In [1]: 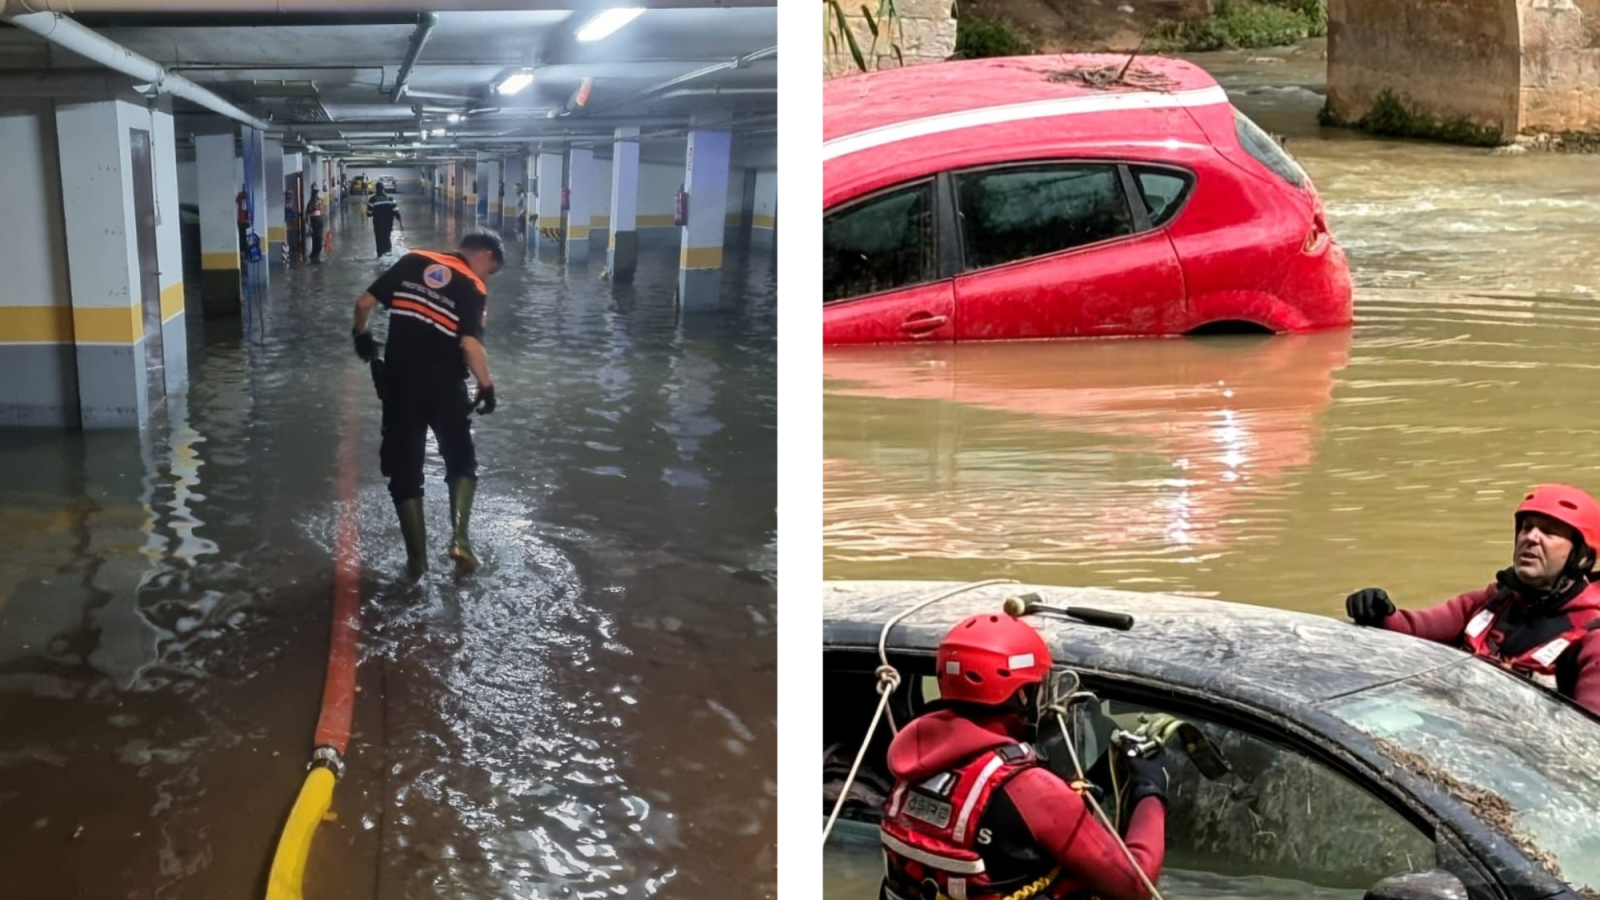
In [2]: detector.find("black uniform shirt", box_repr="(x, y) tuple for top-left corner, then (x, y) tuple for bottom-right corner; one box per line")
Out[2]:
(366, 251), (487, 378)
(368, 193), (402, 230)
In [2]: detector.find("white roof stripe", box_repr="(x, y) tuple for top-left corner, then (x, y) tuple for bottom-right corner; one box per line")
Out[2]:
(823, 85), (1229, 162)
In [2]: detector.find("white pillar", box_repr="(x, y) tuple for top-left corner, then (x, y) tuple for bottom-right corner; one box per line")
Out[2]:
(242, 124), (269, 297)
(535, 150), (564, 253)
(522, 152), (536, 249)
(607, 126), (640, 282)
(196, 131), (240, 317)
(678, 119), (732, 311)
(566, 147), (593, 263)
(263, 137), (284, 266)
(54, 99), (149, 427)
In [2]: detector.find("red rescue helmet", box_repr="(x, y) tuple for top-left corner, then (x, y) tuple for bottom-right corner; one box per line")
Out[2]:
(1515, 484), (1600, 553)
(936, 612), (1052, 707)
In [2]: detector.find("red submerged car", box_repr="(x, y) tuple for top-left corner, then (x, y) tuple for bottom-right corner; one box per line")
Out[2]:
(823, 55), (1352, 344)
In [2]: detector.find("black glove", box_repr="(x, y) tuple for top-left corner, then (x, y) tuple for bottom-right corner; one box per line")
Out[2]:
(353, 329), (376, 362)
(1120, 748), (1169, 811)
(474, 383), (496, 415)
(1346, 587), (1396, 625)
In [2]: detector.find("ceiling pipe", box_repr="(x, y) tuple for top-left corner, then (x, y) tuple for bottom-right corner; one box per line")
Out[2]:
(3, 11), (275, 131)
(0, 69), (145, 95)
(567, 44), (775, 117)
(389, 11), (437, 103)
(656, 87), (775, 99)
(3, 0), (773, 11)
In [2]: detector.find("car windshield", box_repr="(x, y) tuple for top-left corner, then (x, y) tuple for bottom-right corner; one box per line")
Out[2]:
(1324, 659), (1600, 892)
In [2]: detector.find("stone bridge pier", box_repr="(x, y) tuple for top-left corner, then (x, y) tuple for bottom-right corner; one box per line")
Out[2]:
(1328, 0), (1600, 144)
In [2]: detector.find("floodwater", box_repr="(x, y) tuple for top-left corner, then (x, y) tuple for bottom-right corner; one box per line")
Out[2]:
(0, 194), (776, 898)
(823, 47), (1600, 896)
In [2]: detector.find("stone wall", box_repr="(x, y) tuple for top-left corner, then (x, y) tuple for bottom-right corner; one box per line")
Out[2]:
(1326, 0), (1524, 141)
(1519, 0), (1600, 134)
(1328, 0), (1600, 142)
(823, 0), (958, 79)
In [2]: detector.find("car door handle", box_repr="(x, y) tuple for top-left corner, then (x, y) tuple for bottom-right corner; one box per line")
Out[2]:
(900, 313), (948, 334)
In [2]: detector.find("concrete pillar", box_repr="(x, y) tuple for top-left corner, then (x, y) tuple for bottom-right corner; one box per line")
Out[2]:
(196, 132), (240, 317)
(535, 151), (564, 253)
(493, 156), (508, 230)
(678, 119), (732, 311)
(52, 99), (175, 428)
(566, 147), (593, 263)
(522, 153), (536, 249)
(474, 152), (490, 220)
(753, 169), (777, 249)
(242, 124), (269, 299)
(607, 126), (640, 282)
(264, 137), (284, 266)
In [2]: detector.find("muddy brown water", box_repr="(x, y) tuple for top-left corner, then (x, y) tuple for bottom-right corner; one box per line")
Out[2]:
(823, 49), (1600, 896)
(0, 195), (775, 898)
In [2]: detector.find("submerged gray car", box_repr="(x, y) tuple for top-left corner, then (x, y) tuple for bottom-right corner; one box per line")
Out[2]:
(823, 581), (1600, 900)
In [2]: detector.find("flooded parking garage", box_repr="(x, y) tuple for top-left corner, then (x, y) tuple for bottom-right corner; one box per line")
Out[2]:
(0, 192), (776, 896)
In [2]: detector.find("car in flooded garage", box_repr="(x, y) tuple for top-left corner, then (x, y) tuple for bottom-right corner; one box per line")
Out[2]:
(823, 581), (1600, 900)
(822, 55), (1353, 345)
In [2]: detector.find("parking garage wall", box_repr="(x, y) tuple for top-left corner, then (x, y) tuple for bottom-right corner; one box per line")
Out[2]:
(351, 166), (424, 191)
(0, 99), (77, 427)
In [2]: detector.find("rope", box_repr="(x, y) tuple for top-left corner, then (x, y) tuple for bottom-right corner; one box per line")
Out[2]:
(821, 579), (1017, 847)
(1049, 707), (1164, 900)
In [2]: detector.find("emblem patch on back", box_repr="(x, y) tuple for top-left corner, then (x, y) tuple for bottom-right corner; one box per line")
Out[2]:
(423, 264), (452, 289)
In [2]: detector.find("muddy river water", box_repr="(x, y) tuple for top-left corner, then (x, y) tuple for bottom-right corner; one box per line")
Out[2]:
(823, 47), (1600, 896)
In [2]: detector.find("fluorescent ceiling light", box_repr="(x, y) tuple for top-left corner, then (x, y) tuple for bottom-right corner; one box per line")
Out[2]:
(447, 113), (463, 123)
(431, 128), (445, 137)
(495, 70), (534, 95)
(575, 8), (644, 42)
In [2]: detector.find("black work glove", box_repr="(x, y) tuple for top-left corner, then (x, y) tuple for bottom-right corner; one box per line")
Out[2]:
(1346, 587), (1396, 625)
(1120, 748), (1169, 811)
(474, 383), (497, 415)
(353, 329), (376, 362)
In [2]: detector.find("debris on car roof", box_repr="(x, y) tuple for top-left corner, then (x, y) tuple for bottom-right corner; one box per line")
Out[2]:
(1040, 60), (1181, 92)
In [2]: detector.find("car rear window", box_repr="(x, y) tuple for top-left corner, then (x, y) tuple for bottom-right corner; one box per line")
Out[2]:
(955, 164), (1134, 271)
(1233, 109), (1308, 189)
(1132, 167), (1193, 228)
(823, 180), (938, 304)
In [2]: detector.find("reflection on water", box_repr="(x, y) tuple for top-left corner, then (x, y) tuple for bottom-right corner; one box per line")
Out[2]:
(0, 196), (775, 898)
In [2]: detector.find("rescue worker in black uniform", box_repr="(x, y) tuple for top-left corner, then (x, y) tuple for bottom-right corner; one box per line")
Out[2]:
(350, 230), (505, 578)
(368, 184), (403, 258)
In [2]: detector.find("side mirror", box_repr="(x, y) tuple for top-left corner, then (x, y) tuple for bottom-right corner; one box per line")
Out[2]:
(1364, 870), (1469, 900)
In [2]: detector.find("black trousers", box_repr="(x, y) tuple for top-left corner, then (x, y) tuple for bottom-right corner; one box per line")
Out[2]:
(374, 225), (393, 256)
(238, 222), (248, 254)
(378, 366), (477, 503)
(309, 218), (325, 259)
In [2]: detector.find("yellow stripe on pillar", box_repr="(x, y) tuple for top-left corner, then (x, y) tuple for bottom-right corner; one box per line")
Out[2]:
(74, 305), (143, 344)
(637, 214), (675, 228)
(680, 245), (724, 270)
(569, 225), (592, 240)
(268, 226), (286, 241)
(593, 215), (611, 228)
(201, 251), (240, 270)
(538, 215), (562, 229)
(160, 282), (185, 322)
(0, 306), (73, 343)
(753, 214), (776, 229)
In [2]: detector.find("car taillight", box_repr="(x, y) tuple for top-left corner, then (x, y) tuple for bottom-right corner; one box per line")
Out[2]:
(1303, 211), (1330, 253)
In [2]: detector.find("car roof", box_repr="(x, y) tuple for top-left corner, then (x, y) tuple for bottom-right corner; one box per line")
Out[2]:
(824, 54), (1221, 143)
(823, 55), (1228, 207)
(823, 580), (1475, 707)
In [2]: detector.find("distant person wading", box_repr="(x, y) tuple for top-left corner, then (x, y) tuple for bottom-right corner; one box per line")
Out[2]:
(368, 184), (402, 258)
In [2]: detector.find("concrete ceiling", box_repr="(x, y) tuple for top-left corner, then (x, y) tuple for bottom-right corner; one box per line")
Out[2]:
(0, 6), (776, 157)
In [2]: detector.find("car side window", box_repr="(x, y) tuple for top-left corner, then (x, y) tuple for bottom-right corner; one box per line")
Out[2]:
(1062, 697), (1436, 893)
(823, 181), (937, 305)
(954, 164), (1134, 271)
(1133, 167), (1193, 228)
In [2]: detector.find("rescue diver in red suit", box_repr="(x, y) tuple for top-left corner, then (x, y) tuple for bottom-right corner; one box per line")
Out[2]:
(1347, 484), (1600, 715)
(880, 612), (1167, 900)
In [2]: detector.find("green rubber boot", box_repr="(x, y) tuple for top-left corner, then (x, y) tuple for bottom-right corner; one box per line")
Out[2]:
(395, 497), (428, 580)
(447, 476), (480, 573)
